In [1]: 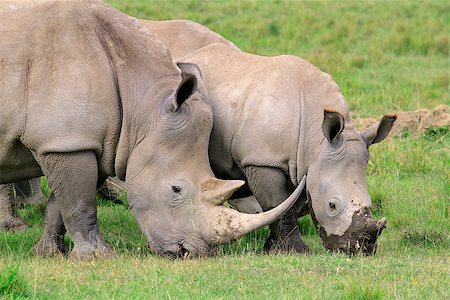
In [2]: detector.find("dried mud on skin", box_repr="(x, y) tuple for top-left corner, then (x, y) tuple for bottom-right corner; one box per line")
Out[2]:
(354, 104), (450, 137)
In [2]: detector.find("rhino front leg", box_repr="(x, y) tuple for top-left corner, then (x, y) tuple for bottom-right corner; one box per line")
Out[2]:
(33, 193), (67, 256)
(35, 151), (113, 259)
(0, 183), (28, 231)
(243, 166), (309, 254)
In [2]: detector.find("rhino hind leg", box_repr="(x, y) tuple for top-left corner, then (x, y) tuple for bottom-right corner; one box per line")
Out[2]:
(33, 193), (68, 256)
(0, 183), (28, 231)
(36, 151), (113, 259)
(243, 166), (309, 254)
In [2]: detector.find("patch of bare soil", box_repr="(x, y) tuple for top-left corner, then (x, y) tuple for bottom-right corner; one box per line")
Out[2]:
(354, 104), (450, 137)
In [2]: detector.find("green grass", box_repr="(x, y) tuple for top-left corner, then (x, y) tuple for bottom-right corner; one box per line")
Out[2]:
(1, 0), (449, 299)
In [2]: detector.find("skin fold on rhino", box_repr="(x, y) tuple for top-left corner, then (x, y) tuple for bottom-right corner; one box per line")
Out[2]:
(0, 1), (299, 259)
(135, 21), (396, 256)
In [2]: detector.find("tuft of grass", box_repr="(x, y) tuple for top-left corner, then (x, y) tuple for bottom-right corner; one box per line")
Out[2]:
(0, 265), (30, 298)
(423, 125), (449, 143)
(343, 283), (384, 300)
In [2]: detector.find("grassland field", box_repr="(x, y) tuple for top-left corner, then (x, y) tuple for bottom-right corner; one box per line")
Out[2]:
(1, 0), (449, 299)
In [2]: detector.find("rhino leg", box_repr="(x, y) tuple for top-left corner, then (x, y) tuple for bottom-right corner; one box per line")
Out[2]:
(35, 151), (113, 259)
(34, 177), (113, 257)
(0, 183), (28, 231)
(14, 178), (44, 205)
(97, 177), (126, 203)
(243, 166), (309, 254)
(33, 192), (68, 256)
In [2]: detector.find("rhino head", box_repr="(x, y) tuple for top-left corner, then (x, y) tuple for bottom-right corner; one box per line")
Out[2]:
(307, 111), (396, 255)
(124, 63), (301, 258)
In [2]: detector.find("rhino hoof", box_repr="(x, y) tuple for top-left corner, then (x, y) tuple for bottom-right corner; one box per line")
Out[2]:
(33, 235), (68, 257)
(0, 216), (28, 232)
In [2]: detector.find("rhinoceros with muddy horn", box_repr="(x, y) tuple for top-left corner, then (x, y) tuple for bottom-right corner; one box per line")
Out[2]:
(0, 1), (301, 259)
(134, 20), (396, 256)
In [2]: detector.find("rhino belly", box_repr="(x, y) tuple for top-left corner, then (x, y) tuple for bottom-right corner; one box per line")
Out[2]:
(0, 139), (42, 184)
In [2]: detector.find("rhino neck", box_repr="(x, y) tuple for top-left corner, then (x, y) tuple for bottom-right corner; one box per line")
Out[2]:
(114, 81), (178, 180)
(91, 2), (180, 180)
(296, 70), (352, 183)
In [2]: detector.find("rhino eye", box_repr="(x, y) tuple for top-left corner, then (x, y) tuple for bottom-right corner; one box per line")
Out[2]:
(329, 202), (336, 210)
(172, 186), (182, 193)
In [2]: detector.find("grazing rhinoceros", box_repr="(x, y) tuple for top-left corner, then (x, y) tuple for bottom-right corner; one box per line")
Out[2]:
(137, 19), (396, 255)
(0, 19), (248, 232)
(0, 1), (301, 259)
(180, 44), (395, 255)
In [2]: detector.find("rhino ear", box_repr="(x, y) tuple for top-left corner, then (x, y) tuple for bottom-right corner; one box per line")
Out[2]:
(322, 110), (344, 143)
(173, 63), (201, 111)
(362, 114), (397, 146)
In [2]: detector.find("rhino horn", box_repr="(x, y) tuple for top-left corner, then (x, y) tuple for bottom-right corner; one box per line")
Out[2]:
(201, 178), (245, 205)
(203, 176), (306, 244)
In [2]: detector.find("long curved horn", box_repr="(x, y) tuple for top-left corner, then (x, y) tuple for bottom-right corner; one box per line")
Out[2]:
(203, 176), (306, 244)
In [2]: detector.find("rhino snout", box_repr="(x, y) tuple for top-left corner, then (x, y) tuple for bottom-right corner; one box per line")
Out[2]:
(317, 211), (387, 256)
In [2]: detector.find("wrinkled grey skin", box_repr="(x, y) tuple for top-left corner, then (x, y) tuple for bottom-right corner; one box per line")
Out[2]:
(179, 44), (395, 255)
(0, 1), (300, 259)
(138, 20), (396, 255)
(0, 179), (43, 231)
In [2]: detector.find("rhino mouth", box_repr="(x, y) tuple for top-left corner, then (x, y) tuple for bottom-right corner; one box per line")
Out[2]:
(314, 210), (387, 256)
(147, 241), (216, 259)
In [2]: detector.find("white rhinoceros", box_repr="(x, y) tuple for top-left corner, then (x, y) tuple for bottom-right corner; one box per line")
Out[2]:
(0, 1), (301, 259)
(138, 20), (396, 255)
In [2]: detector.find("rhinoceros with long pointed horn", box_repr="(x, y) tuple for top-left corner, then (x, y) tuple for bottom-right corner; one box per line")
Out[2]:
(0, 1), (299, 259)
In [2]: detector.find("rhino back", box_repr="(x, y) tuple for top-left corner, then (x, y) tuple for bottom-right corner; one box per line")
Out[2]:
(140, 19), (239, 60)
(0, 1), (122, 179)
(0, 1), (180, 181)
(182, 44), (351, 183)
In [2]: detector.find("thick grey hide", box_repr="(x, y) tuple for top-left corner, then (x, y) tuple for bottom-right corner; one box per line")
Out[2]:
(0, 2), (298, 259)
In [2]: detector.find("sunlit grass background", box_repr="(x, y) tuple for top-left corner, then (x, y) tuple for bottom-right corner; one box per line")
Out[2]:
(1, 0), (448, 298)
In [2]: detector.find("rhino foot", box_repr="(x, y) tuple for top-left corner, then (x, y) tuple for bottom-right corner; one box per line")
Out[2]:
(33, 234), (68, 257)
(0, 216), (28, 232)
(264, 215), (309, 254)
